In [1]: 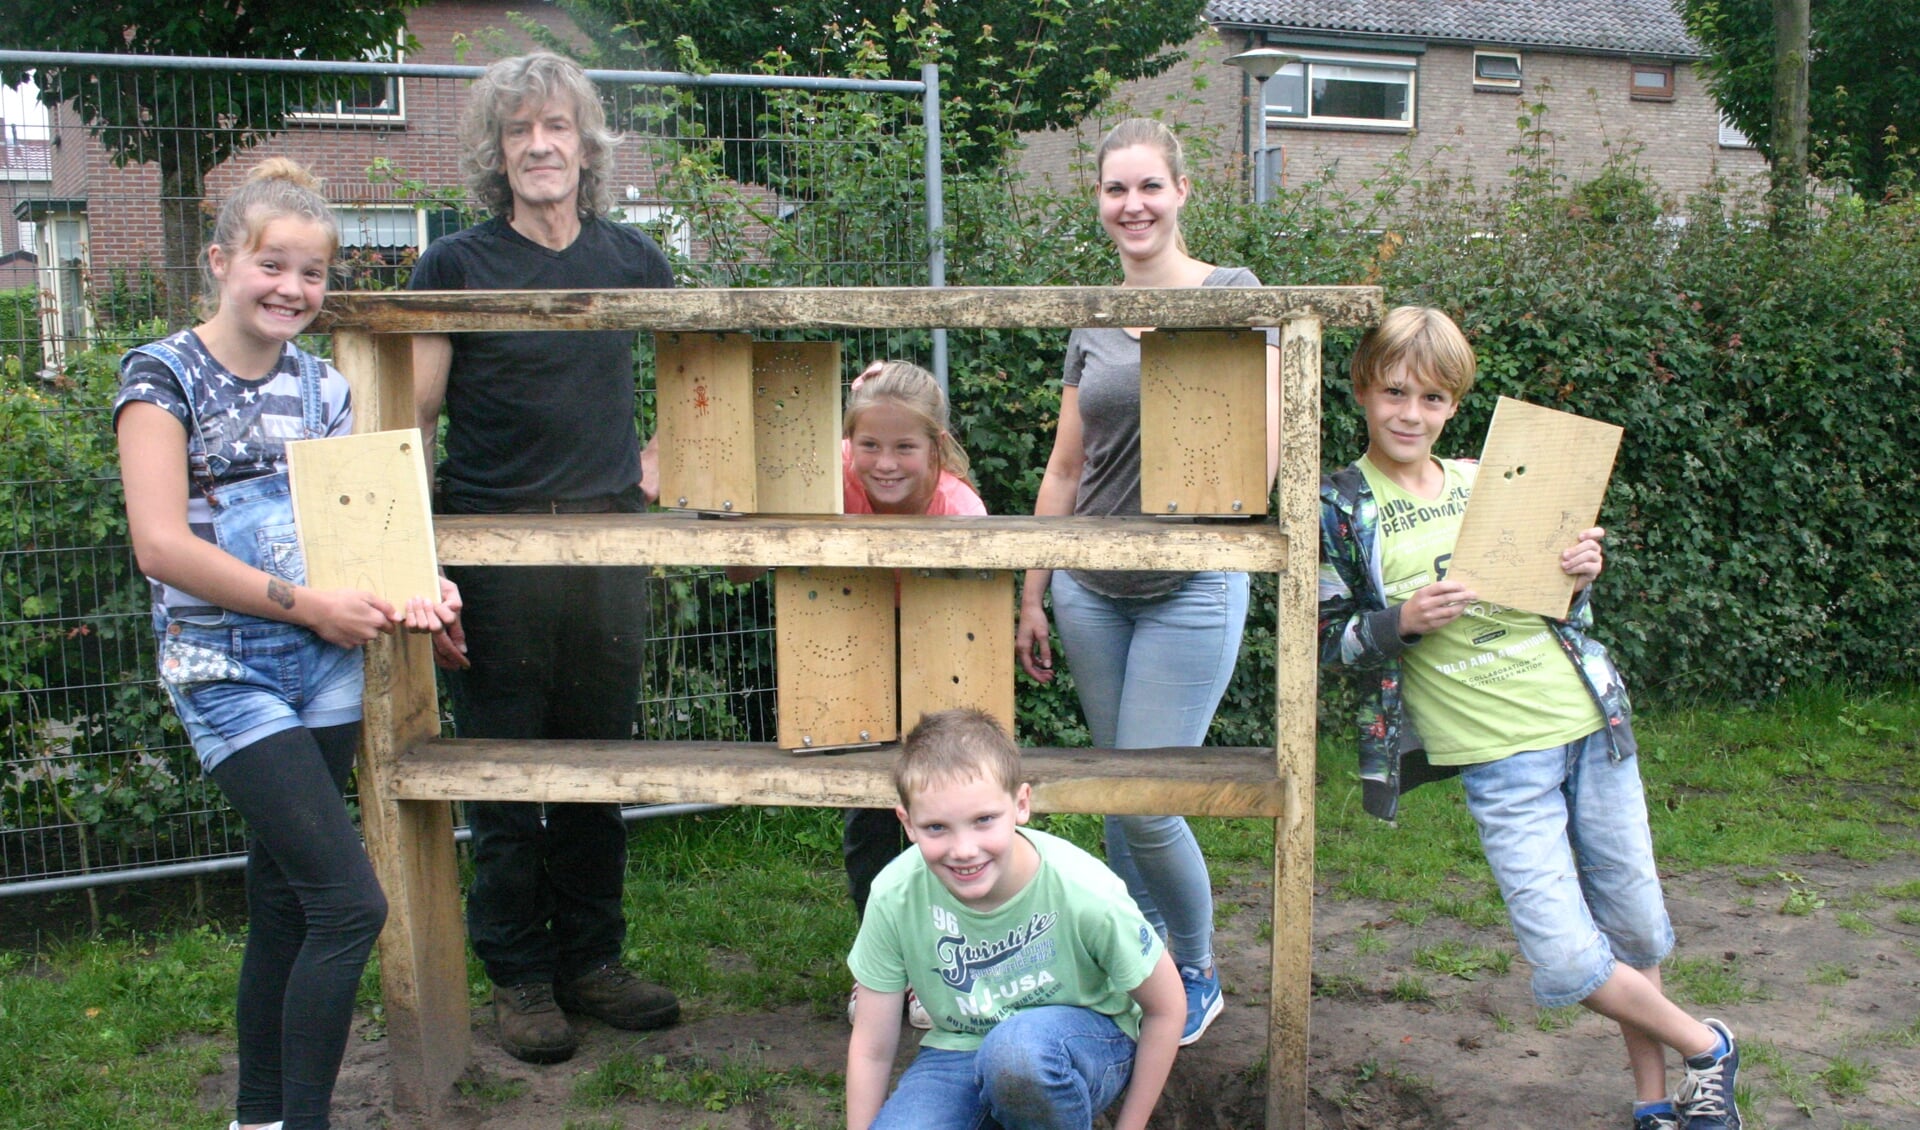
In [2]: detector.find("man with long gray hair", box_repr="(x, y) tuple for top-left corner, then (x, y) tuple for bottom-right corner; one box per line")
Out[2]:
(410, 50), (678, 1065)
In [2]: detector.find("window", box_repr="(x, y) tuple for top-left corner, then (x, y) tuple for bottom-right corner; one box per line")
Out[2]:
(336, 206), (423, 288)
(1473, 51), (1522, 92)
(290, 48), (406, 123)
(1718, 114), (1756, 149)
(29, 209), (89, 369)
(1630, 62), (1675, 101)
(1265, 54), (1416, 129)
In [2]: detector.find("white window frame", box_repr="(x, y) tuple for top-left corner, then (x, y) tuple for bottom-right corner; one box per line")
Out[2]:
(1718, 114), (1756, 149)
(1264, 51), (1417, 130)
(1473, 50), (1522, 92)
(289, 48), (407, 124)
(33, 211), (90, 370)
(335, 205), (426, 253)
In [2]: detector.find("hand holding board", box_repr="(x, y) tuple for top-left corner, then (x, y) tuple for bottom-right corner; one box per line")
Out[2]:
(288, 428), (442, 608)
(1448, 398), (1621, 619)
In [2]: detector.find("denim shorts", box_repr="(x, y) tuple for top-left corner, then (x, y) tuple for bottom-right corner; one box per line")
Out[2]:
(158, 618), (364, 774)
(1459, 727), (1674, 1008)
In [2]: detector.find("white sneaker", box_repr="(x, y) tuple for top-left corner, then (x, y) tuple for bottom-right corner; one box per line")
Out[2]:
(846, 986), (934, 1030)
(229, 1122), (284, 1130)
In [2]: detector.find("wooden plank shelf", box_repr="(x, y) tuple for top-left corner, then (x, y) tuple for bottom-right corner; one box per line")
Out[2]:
(387, 739), (1297, 821)
(324, 284), (1383, 334)
(434, 512), (1288, 572)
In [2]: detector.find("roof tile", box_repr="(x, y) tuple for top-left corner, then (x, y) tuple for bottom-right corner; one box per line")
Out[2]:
(1206, 0), (1700, 58)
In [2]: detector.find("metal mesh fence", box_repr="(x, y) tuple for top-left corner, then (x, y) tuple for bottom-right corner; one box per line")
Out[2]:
(0, 53), (937, 892)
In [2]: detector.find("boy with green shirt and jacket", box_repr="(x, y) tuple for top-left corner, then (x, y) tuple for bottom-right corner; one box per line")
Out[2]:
(1318, 306), (1744, 1130)
(845, 708), (1183, 1130)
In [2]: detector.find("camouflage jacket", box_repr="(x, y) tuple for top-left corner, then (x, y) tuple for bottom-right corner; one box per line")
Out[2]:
(1317, 461), (1637, 822)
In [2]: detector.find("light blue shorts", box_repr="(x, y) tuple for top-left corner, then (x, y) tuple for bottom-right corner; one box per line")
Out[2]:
(1459, 727), (1674, 1008)
(158, 618), (363, 773)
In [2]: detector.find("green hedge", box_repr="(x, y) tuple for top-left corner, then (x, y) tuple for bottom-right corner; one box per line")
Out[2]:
(11, 98), (1915, 778)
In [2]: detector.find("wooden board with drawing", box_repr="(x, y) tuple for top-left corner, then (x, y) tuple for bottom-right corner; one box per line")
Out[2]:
(1447, 397), (1622, 619)
(288, 427), (441, 610)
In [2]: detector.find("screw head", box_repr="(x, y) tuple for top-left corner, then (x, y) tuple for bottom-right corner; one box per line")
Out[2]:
(722, 500), (734, 511)
(675, 496), (688, 507)
(1166, 501), (1180, 513)
(1231, 499), (1244, 512)
(859, 730), (871, 742)
(802, 735), (813, 747)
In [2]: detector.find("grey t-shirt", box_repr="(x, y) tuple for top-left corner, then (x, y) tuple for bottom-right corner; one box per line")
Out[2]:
(1062, 266), (1269, 598)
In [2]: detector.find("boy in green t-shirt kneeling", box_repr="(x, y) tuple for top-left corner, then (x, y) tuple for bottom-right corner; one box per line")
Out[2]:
(845, 709), (1183, 1130)
(1319, 306), (1744, 1130)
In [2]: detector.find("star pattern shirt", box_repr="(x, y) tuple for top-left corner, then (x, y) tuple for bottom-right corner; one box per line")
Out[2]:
(114, 329), (352, 619)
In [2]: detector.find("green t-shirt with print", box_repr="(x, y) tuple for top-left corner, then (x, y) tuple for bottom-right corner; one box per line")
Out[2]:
(847, 827), (1164, 1052)
(1358, 456), (1602, 765)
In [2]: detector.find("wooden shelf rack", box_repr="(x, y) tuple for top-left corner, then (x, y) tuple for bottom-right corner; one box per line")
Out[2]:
(325, 283), (1381, 1129)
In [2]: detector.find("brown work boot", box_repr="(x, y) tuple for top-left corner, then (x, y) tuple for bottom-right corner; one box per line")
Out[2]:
(556, 961), (681, 1030)
(492, 981), (578, 1064)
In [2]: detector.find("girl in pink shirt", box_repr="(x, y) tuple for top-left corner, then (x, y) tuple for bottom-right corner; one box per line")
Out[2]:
(841, 360), (986, 517)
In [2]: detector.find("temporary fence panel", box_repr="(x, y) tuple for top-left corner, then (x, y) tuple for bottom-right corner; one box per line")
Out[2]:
(0, 48), (938, 893)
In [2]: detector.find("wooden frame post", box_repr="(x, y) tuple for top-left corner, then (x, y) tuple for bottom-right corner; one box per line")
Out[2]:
(332, 330), (470, 1115)
(1267, 316), (1322, 1130)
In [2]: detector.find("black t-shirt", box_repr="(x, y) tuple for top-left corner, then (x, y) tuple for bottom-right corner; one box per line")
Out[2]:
(407, 215), (674, 508)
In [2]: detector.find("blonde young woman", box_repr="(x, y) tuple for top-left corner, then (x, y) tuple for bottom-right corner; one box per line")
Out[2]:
(1016, 118), (1280, 1047)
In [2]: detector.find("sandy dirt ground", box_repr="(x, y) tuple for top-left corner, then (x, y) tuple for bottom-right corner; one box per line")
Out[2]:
(206, 851), (1920, 1129)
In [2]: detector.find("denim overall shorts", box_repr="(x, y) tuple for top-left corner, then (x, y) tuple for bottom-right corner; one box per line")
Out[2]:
(132, 341), (365, 773)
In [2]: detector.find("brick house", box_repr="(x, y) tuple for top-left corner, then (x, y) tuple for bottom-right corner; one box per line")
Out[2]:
(0, 123), (49, 293)
(1017, 0), (1770, 206)
(11, 0), (694, 368)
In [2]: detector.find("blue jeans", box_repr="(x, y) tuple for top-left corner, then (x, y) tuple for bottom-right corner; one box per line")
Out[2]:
(872, 1006), (1136, 1130)
(447, 562), (648, 986)
(1459, 728), (1675, 1008)
(1048, 570), (1249, 970)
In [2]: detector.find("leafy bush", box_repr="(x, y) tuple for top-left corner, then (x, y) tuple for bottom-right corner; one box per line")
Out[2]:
(1, 342), (212, 880)
(0, 287), (45, 378)
(942, 96), (1918, 739)
(18, 69), (1918, 877)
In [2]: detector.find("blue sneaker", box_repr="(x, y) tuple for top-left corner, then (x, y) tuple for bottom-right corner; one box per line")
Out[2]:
(1177, 963), (1223, 1046)
(1676, 1018), (1741, 1130)
(1633, 1103), (1680, 1130)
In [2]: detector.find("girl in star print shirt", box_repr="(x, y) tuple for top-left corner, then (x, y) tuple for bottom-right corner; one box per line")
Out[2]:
(114, 158), (459, 1130)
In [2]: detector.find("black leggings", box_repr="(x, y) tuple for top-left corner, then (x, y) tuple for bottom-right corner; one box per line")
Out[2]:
(210, 724), (387, 1130)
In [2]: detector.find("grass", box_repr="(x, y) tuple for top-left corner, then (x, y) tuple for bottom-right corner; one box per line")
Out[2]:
(1817, 1055), (1879, 1099)
(1808, 962), (1858, 987)
(1412, 941), (1511, 981)
(0, 685), (1915, 1127)
(0, 927), (244, 1129)
(573, 1048), (837, 1119)
(1311, 683), (1920, 931)
(1663, 956), (1768, 1008)
(1743, 1041), (1819, 1118)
